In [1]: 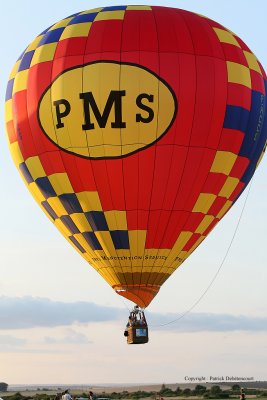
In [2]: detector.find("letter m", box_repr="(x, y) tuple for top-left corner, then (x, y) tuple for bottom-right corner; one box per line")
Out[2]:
(80, 90), (126, 130)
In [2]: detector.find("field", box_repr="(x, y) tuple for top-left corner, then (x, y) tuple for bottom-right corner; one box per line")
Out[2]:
(1, 382), (266, 400)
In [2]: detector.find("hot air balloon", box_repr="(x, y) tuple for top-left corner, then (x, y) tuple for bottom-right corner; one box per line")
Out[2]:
(5, 5), (267, 343)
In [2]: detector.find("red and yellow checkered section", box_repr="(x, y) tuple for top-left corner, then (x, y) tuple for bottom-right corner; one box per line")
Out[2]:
(5, 6), (267, 307)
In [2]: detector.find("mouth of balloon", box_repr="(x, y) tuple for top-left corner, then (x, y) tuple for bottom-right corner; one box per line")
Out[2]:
(114, 284), (160, 308)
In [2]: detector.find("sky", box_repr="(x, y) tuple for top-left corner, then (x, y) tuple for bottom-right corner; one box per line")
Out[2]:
(0, 0), (267, 386)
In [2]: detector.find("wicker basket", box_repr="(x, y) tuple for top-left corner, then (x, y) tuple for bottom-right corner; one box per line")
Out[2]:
(127, 325), (149, 344)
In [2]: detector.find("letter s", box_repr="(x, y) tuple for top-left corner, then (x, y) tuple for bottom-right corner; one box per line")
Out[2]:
(136, 93), (154, 123)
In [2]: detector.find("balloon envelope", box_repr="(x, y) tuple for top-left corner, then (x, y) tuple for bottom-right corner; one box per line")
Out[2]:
(5, 6), (267, 307)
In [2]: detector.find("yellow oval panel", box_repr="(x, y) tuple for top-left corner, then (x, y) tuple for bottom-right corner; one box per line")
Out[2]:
(38, 61), (177, 159)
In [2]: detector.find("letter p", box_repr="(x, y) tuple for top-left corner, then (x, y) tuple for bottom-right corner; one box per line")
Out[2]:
(53, 99), (71, 129)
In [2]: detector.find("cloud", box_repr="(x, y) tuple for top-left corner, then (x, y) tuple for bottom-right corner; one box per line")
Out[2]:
(0, 334), (27, 352)
(149, 313), (267, 332)
(44, 329), (92, 345)
(0, 296), (121, 329)
(0, 296), (267, 333)
(0, 334), (27, 346)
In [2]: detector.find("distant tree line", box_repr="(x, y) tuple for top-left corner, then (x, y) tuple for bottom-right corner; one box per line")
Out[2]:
(154, 384), (267, 399)
(0, 383), (8, 392)
(108, 384), (267, 399)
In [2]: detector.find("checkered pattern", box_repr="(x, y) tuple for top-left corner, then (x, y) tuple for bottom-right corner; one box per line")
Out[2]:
(5, 6), (267, 307)
(19, 161), (131, 253)
(161, 24), (267, 273)
(6, 5), (152, 102)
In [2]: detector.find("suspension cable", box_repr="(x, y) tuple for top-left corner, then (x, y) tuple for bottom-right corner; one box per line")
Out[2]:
(151, 177), (254, 328)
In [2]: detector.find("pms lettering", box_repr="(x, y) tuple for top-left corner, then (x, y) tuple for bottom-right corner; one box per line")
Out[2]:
(53, 90), (154, 130)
